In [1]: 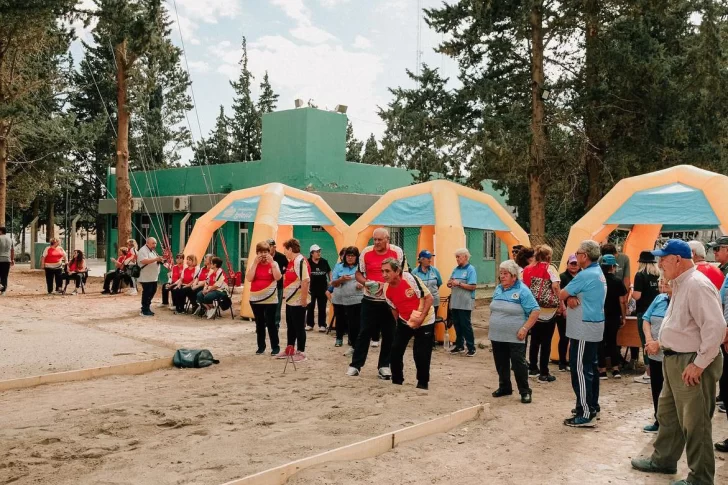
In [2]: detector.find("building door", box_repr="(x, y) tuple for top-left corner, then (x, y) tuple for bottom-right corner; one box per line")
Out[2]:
(239, 223), (250, 271)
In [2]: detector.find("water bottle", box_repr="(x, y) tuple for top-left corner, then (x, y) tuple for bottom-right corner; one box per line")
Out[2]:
(443, 327), (450, 350)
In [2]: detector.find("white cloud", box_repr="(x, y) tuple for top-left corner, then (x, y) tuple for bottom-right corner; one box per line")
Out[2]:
(187, 60), (211, 73)
(352, 35), (371, 50)
(210, 35), (386, 140)
(319, 0), (351, 6)
(170, 0), (241, 24)
(270, 0), (337, 44)
(291, 25), (337, 44)
(269, 0), (310, 23)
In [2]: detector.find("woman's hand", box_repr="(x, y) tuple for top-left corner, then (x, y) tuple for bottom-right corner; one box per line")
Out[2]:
(566, 296), (580, 309)
(516, 327), (528, 341)
(645, 341), (660, 356)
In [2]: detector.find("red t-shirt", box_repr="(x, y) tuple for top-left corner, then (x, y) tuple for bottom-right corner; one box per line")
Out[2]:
(359, 244), (406, 301)
(171, 264), (183, 282)
(384, 273), (435, 325)
(283, 254), (311, 306)
(696, 261), (724, 289)
(44, 247), (64, 265)
(181, 267), (196, 284)
(250, 262), (278, 304)
(207, 268), (227, 286)
(68, 260), (85, 272)
(196, 267), (210, 283)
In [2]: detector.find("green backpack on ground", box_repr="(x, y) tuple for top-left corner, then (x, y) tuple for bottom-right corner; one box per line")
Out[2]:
(173, 349), (220, 368)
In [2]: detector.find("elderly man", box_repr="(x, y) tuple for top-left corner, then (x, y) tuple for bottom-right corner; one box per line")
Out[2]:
(708, 236), (728, 415)
(137, 237), (164, 317)
(717, 273), (728, 453)
(631, 239), (726, 485)
(559, 240), (606, 428)
(267, 239), (289, 329)
(687, 240), (723, 289)
(347, 228), (407, 379)
(707, 236), (728, 276)
(447, 248), (478, 357)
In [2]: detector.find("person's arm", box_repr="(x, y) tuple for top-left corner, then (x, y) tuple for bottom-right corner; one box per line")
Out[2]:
(10, 246), (14, 266)
(355, 269), (367, 286)
(687, 283), (727, 371)
(299, 259), (310, 307)
(434, 268), (442, 287)
(139, 249), (162, 266)
(409, 293), (434, 328)
(271, 257), (282, 281)
(245, 257), (259, 283)
(517, 309), (540, 341)
(453, 266), (477, 291)
(40, 247), (48, 269)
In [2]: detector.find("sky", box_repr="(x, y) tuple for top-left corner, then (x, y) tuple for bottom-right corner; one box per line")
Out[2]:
(73, 0), (461, 163)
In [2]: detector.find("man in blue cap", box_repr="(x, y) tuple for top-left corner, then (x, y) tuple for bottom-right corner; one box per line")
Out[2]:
(631, 239), (727, 485)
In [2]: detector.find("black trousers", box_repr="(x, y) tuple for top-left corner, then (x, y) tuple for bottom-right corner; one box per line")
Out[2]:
(0, 261), (10, 291)
(350, 299), (395, 371)
(162, 283), (172, 305)
(190, 287), (203, 308)
(140, 281), (157, 313)
(719, 346), (728, 402)
(598, 317), (621, 369)
(252, 303), (279, 352)
(649, 358), (665, 423)
(492, 340), (531, 395)
(63, 273), (83, 289)
(555, 314), (568, 365)
(44, 267), (63, 293)
(335, 303), (361, 346)
(306, 293), (328, 328)
(570, 338), (600, 419)
(391, 320), (434, 386)
(171, 286), (190, 312)
(528, 318), (556, 376)
(286, 305), (307, 352)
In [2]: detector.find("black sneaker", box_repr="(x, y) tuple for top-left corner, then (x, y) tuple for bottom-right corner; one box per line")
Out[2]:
(450, 347), (465, 354)
(255, 348), (265, 355)
(466, 349), (476, 357)
(558, 363), (570, 372)
(101, 290), (111, 295)
(416, 382), (429, 390)
(528, 369), (539, 377)
(538, 374), (556, 382)
(612, 370), (621, 379)
(492, 388), (513, 398)
(521, 393), (532, 404)
(140, 311), (154, 317)
(564, 416), (596, 428)
(271, 347), (280, 356)
(599, 371), (608, 380)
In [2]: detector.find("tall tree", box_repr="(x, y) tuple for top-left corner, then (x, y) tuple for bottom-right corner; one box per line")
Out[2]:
(256, 71), (278, 114)
(0, 0), (76, 226)
(191, 105), (232, 165)
(379, 64), (458, 182)
(230, 36), (259, 162)
(361, 134), (382, 165)
(345, 120), (363, 162)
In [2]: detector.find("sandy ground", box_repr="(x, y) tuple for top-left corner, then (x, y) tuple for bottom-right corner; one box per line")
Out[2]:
(0, 269), (726, 485)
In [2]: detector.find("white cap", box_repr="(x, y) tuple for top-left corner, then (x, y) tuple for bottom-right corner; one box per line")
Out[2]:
(310, 244), (321, 253)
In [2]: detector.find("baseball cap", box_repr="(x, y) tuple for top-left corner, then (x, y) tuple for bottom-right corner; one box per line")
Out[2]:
(651, 239), (692, 259)
(601, 254), (619, 266)
(310, 244), (321, 253)
(707, 236), (728, 249)
(567, 254), (578, 264)
(418, 249), (434, 259)
(266, 238), (276, 246)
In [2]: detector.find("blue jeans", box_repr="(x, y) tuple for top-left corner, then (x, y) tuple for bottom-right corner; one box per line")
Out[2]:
(451, 309), (474, 351)
(197, 289), (224, 305)
(570, 338), (600, 419)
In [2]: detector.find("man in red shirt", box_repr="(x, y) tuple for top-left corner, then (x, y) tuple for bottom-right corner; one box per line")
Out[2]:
(382, 257), (435, 390)
(688, 240), (724, 289)
(347, 228), (407, 379)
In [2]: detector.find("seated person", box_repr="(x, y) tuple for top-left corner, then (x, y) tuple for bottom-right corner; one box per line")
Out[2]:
(102, 247), (130, 294)
(195, 257), (229, 319)
(189, 254), (213, 312)
(64, 250), (88, 295)
(161, 253), (185, 309)
(171, 254), (199, 314)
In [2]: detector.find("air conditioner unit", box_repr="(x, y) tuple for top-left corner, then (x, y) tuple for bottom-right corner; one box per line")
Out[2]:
(132, 198), (143, 212)
(173, 195), (190, 212)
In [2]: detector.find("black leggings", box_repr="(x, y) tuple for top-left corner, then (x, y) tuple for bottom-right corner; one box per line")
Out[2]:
(528, 318), (556, 376)
(599, 317), (621, 369)
(648, 358), (664, 424)
(334, 303), (361, 346)
(252, 303), (279, 352)
(555, 314), (568, 365)
(286, 305), (307, 352)
(44, 267), (63, 293)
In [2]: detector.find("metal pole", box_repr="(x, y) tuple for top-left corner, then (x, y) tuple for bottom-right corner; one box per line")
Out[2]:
(29, 216), (39, 269)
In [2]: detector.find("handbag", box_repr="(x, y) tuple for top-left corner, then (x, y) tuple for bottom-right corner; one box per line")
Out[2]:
(528, 263), (560, 309)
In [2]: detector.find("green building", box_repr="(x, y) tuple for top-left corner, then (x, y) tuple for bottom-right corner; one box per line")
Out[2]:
(99, 107), (513, 284)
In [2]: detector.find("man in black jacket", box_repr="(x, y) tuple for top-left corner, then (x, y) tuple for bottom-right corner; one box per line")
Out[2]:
(267, 239), (289, 329)
(307, 244), (331, 332)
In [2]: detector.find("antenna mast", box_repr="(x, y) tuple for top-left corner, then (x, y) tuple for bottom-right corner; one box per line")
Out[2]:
(416, 0), (422, 85)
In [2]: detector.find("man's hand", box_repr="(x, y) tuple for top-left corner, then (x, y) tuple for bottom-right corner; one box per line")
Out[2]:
(409, 313), (424, 327)
(645, 341), (660, 356)
(682, 363), (704, 387)
(566, 296), (580, 309)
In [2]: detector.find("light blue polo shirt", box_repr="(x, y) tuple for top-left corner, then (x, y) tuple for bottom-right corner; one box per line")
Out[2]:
(331, 262), (362, 306)
(488, 280), (539, 344)
(720, 274), (728, 323)
(412, 265), (443, 307)
(564, 262), (607, 342)
(643, 293), (669, 362)
(449, 264), (477, 311)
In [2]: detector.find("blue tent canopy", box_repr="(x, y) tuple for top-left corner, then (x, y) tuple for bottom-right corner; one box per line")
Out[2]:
(372, 194), (435, 226)
(605, 183), (719, 230)
(459, 196), (510, 231)
(214, 195), (333, 226)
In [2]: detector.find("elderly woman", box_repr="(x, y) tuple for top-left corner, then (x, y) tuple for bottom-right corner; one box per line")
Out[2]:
(171, 254), (198, 314)
(632, 251), (661, 384)
(246, 241), (282, 355)
(125, 238), (139, 295)
(489, 260), (540, 403)
(64, 249), (87, 295)
(40, 238), (67, 294)
(331, 246), (363, 351)
(447, 248), (478, 356)
(412, 249), (443, 316)
(522, 244), (561, 381)
(642, 278), (671, 433)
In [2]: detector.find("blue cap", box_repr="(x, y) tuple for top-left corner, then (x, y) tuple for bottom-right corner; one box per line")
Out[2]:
(652, 239), (692, 259)
(601, 254), (618, 266)
(418, 250), (434, 259)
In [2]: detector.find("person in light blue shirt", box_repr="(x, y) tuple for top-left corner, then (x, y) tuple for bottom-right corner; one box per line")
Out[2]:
(447, 248), (478, 357)
(331, 246), (364, 353)
(411, 249), (443, 313)
(642, 280), (671, 434)
(489, 260), (540, 404)
(559, 239), (607, 428)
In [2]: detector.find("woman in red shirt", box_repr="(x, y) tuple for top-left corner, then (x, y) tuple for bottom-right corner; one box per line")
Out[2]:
(41, 238), (67, 294)
(246, 241), (282, 355)
(64, 250), (87, 295)
(161, 253), (185, 309)
(189, 254), (212, 313)
(171, 254), (198, 314)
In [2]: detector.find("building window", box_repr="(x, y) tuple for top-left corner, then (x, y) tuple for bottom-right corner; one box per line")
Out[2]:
(483, 231), (496, 260)
(311, 225), (325, 232)
(387, 227), (404, 248)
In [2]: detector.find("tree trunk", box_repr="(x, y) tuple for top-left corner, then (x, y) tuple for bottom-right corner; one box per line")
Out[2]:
(584, 0), (604, 210)
(529, 2), (547, 236)
(115, 41), (133, 248)
(0, 122), (7, 227)
(46, 198), (55, 242)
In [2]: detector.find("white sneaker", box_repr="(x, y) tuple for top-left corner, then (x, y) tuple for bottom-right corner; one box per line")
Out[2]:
(378, 366), (392, 380)
(157, 302), (167, 308)
(371, 341), (380, 348)
(71, 289), (78, 295)
(346, 366), (360, 377)
(634, 372), (651, 384)
(127, 289), (138, 296)
(318, 327), (327, 333)
(168, 304), (175, 310)
(206, 308), (216, 319)
(344, 347), (355, 357)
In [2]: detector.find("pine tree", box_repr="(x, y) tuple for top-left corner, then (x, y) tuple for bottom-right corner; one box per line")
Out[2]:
(257, 71), (279, 114)
(361, 134), (382, 165)
(230, 36), (260, 162)
(192, 106), (232, 165)
(345, 120), (363, 162)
